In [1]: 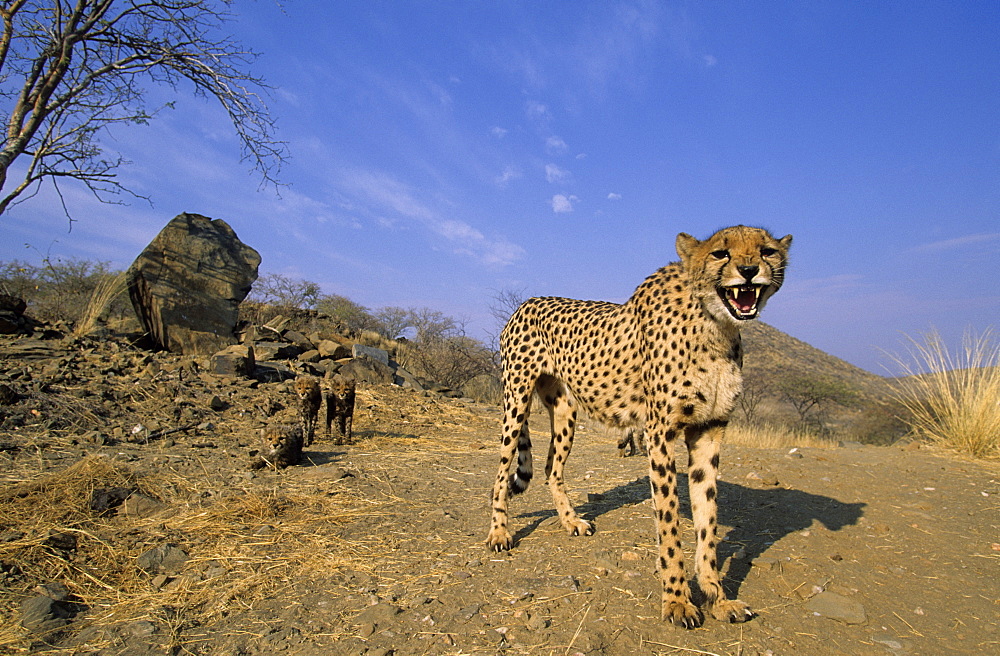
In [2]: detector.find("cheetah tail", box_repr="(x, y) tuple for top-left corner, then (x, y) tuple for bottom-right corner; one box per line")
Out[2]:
(508, 429), (533, 495)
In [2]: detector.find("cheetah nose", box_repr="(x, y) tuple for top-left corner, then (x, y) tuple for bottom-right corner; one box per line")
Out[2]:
(737, 265), (759, 282)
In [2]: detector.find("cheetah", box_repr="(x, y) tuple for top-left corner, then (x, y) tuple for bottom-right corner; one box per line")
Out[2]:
(249, 424), (304, 470)
(487, 225), (792, 628)
(293, 376), (323, 446)
(617, 426), (646, 457)
(324, 375), (357, 445)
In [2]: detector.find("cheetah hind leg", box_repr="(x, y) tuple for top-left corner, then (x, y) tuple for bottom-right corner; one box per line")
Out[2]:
(538, 375), (593, 538)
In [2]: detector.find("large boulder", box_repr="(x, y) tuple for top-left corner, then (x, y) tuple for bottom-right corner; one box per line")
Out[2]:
(127, 214), (260, 354)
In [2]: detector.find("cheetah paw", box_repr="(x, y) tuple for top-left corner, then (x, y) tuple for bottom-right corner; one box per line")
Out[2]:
(708, 598), (754, 623)
(662, 600), (703, 629)
(486, 528), (514, 552)
(565, 518), (594, 537)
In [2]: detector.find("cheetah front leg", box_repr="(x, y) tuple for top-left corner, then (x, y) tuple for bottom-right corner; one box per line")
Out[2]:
(647, 422), (703, 628)
(539, 377), (593, 538)
(686, 422), (752, 623)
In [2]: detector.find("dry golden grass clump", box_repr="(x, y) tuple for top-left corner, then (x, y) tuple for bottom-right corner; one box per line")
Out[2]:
(889, 330), (1000, 459)
(0, 455), (380, 651)
(726, 421), (836, 449)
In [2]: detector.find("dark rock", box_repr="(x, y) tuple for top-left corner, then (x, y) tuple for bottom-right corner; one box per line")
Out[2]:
(210, 344), (255, 377)
(339, 356), (394, 385)
(126, 213), (260, 354)
(254, 362), (295, 383)
(318, 340), (351, 359)
(90, 487), (134, 516)
(137, 544), (189, 575)
(282, 330), (314, 350)
(0, 382), (18, 405)
(352, 344), (389, 365)
(254, 341), (303, 361)
(20, 595), (72, 631)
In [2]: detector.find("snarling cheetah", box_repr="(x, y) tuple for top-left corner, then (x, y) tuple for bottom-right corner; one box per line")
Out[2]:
(293, 376), (323, 446)
(487, 225), (792, 627)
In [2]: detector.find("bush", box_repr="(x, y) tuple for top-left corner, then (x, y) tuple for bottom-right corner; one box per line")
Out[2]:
(888, 330), (1000, 459)
(0, 258), (133, 327)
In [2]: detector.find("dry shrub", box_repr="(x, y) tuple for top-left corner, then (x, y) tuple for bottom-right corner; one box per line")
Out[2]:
(73, 271), (127, 338)
(888, 330), (1000, 459)
(726, 421), (836, 449)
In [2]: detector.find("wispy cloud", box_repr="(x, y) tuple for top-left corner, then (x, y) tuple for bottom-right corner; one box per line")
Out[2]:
(909, 233), (1000, 253)
(525, 100), (550, 122)
(338, 167), (524, 266)
(545, 136), (568, 155)
(491, 126), (508, 139)
(495, 166), (522, 187)
(545, 163), (572, 184)
(607, 192), (622, 201)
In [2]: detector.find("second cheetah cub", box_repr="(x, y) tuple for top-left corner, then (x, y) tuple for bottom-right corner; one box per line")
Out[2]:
(293, 376), (322, 446)
(324, 375), (356, 445)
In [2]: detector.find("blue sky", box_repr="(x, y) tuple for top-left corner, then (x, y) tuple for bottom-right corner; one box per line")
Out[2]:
(2, 1), (998, 374)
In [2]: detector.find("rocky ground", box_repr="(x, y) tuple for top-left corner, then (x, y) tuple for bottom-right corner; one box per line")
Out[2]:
(0, 334), (998, 655)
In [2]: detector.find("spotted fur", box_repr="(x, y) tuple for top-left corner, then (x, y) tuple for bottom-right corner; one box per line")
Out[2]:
(324, 375), (356, 446)
(486, 225), (792, 627)
(294, 376), (323, 446)
(250, 424), (304, 470)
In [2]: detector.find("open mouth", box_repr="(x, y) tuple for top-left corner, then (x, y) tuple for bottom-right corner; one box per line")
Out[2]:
(720, 285), (766, 320)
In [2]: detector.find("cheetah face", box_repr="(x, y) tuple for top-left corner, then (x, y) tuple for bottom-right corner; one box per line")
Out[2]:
(676, 225), (792, 323)
(294, 378), (317, 400)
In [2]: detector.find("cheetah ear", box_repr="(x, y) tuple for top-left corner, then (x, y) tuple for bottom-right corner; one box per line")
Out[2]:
(779, 234), (793, 250)
(675, 232), (699, 264)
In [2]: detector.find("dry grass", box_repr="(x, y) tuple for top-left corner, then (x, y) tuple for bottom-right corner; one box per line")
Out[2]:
(726, 421), (836, 449)
(0, 455), (382, 651)
(72, 271), (127, 338)
(887, 330), (1000, 459)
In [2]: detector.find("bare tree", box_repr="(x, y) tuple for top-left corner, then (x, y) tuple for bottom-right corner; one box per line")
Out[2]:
(486, 286), (526, 351)
(736, 374), (770, 424)
(0, 0), (286, 217)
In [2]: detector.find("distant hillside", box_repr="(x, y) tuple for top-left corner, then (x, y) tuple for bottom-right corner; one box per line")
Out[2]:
(741, 322), (890, 400)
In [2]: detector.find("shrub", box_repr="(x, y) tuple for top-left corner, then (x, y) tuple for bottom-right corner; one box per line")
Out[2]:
(888, 330), (1000, 459)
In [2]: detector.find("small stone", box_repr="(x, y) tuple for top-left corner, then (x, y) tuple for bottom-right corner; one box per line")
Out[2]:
(129, 620), (158, 637)
(33, 582), (70, 601)
(136, 544), (189, 575)
(871, 633), (903, 650)
(805, 591), (867, 625)
(751, 557), (779, 571)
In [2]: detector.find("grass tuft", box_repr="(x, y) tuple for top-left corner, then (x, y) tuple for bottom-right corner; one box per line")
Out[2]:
(888, 329), (1000, 459)
(726, 421), (835, 449)
(72, 271), (127, 338)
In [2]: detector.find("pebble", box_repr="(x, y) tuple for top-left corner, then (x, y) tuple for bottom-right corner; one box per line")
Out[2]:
(804, 591), (867, 625)
(871, 633), (903, 650)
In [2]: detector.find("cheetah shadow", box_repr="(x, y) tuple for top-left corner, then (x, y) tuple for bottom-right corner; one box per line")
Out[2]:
(514, 474), (865, 599)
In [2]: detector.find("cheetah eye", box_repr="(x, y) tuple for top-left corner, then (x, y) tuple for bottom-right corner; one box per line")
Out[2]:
(760, 247), (777, 257)
(710, 250), (729, 260)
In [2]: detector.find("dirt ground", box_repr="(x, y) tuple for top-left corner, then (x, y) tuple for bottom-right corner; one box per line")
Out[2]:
(1, 337), (998, 655)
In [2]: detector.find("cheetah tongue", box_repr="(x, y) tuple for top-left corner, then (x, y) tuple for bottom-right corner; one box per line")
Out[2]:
(728, 286), (760, 315)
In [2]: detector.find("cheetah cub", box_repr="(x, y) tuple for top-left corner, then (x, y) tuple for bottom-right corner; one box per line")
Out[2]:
(249, 424), (303, 470)
(488, 225), (792, 628)
(617, 426), (646, 457)
(293, 376), (323, 446)
(324, 376), (356, 445)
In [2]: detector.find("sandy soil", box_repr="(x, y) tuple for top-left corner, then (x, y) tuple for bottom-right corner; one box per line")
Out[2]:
(1, 337), (998, 655)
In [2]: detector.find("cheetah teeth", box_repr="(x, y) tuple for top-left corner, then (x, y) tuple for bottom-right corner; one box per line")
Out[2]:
(725, 285), (762, 315)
